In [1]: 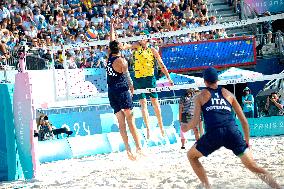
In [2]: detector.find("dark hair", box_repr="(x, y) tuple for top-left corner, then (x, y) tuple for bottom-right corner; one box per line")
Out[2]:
(43, 115), (49, 120)
(109, 40), (119, 54)
(270, 92), (277, 98)
(203, 67), (218, 83)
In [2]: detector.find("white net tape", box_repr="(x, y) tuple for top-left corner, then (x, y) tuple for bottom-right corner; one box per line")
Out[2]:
(46, 13), (284, 51)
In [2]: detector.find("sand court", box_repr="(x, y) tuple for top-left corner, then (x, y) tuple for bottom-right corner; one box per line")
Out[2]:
(0, 136), (283, 189)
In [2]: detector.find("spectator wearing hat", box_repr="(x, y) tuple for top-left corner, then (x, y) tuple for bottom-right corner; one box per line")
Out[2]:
(242, 87), (254, 118)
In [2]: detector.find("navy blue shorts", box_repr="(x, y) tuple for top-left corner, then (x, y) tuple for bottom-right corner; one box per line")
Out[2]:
(196, 126), (248, 157)
(108, 90), (133, 114)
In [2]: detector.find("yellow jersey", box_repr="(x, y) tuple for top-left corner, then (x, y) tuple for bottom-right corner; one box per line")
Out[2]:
(133, 46), (155, 78)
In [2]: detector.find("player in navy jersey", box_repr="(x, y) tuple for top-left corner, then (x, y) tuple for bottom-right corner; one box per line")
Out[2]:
(182, 67), (280, 189)
(106, 19), (142, 160)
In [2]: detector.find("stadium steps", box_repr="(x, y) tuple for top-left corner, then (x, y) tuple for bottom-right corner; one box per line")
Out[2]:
(207, 0), (254, 36)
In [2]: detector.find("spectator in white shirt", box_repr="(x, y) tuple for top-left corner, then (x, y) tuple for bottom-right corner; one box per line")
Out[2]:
(25, 25), (38, 39)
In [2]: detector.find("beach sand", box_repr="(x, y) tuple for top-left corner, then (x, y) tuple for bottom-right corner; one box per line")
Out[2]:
(1, 136), (283, 189)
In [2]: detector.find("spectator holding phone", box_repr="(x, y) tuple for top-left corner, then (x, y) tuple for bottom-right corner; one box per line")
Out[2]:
(265, 92), (284, 116)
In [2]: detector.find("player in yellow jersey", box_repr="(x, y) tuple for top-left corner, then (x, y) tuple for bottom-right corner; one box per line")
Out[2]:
(121, 35), (173, 139)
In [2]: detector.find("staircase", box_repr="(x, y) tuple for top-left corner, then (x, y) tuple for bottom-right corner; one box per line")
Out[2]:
(207, 0), (254, 36)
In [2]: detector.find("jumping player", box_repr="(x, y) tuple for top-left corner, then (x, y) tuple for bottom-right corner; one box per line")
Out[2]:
(121, 34), (173, 139)
(106, 19), (142, 160)
(182, 67), (280, 188)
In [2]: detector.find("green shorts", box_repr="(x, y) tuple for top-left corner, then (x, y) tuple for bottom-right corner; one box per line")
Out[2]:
(134, 76), (158, 100)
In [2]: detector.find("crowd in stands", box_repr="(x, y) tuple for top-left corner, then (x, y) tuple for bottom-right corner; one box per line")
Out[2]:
(0, 0), (230, 69)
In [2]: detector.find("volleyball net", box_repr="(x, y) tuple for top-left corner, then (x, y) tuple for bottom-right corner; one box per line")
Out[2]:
(24, 13), (284, 102)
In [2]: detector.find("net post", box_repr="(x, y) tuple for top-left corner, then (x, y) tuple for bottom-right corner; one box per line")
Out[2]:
(51, 44), (58, 102)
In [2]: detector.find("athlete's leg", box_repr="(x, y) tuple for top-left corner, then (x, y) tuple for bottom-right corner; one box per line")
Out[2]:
(188, 144), (211, 189)
(123, 109), (142, 152)
(139, 98), (151, 139)
(180, 123), (186, 149)
(150, 97), (165, 137)
(115, 110), (135, 160)
(240, 150), (280, 188)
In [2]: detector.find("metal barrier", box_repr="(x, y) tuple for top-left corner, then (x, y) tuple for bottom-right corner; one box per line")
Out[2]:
(275, 31), (284, 60)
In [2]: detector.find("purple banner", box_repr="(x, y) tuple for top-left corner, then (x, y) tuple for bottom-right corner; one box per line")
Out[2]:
(245, 0), (284, 14)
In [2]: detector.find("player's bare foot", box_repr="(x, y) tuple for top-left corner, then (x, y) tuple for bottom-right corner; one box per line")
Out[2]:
(127, 150), (136, 161)
(136, 149), (146, 158)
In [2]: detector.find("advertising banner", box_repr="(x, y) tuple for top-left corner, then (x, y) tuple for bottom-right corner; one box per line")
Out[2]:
(244, 0), (284, 14)
(236, 116), (284, 137)
(160, 37), (256, 72)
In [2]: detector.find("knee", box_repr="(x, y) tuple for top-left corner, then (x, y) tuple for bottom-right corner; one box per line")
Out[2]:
(140, 99), (147, 108)
(150, 98), (159, 105)
(187, 148), (198, 161)
(124, 109), (133, 118)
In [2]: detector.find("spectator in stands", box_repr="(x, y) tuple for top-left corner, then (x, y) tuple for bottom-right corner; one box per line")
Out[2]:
(0, 2), (10, 22)
(242, 87), (254, 118)
(1, 0), (225, 69)
(265, 92), (284, 116)
(256, 11), (273, 57)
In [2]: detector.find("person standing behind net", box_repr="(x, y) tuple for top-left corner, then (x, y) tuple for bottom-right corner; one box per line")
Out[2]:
(182, 67), (280, 189)
(242, 87), (254, 118)
(106, 19), (142, 160)
(121, 34), (173, 139)
(179, 88), (203, 149)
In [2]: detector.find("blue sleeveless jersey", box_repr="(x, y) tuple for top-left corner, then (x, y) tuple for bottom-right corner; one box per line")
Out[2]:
(201, 87), (236, 132)
(106, 55), (129, 92)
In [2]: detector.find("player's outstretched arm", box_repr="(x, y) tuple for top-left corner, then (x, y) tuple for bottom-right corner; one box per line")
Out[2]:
(151, 47), (173, 85)
(110, 18), (116, 42)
